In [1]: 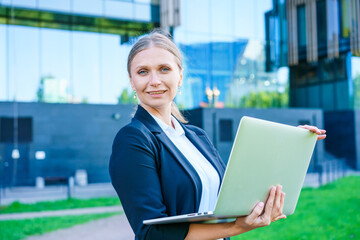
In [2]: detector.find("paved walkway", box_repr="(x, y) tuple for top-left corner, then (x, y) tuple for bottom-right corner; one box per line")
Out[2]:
(0, 206), (135, 240)
(25, 213), (134, 240)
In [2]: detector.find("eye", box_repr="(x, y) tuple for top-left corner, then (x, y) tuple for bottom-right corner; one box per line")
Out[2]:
(138, 69), (148, 75)
(160, 67), (170, 73)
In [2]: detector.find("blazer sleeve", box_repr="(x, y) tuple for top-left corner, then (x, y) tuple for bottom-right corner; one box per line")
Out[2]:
(109, 125), (190, 240)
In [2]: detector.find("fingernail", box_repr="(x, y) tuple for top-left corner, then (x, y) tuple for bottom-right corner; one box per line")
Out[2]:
(258, 202), (264, 207)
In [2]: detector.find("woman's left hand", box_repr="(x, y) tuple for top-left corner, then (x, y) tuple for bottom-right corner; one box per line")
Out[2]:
(297, 125), (326, 140)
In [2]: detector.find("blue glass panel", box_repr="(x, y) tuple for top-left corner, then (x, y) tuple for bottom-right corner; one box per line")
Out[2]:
(38, 0), (71, 13)
(210, 0), (232, 36)
(8, 25), (39, 102)
(295, 87), (307, 107)
(135, 3), (151, 21)
(308, 85), (320, 108)
(105, 1), (133, 19)
(0, 25), (6, 101)
(316, 0), (327, 57)
(335, 80), (350, 109)
(72, 31), (101, 103)
(100, 34), (132, 104)
(73, 0), (102, 16)
(40, 28), (71, 103)
(233, 0), (272, 39)
(181, 0), (211, 34)
(1, 0), (36, 8)
(321, 83), (335, 110)
(297, 5), (306, 59)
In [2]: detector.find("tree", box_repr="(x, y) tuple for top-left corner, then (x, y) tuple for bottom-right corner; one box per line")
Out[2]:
(118, 89), (138, 104)
(235, 89), (289, 108)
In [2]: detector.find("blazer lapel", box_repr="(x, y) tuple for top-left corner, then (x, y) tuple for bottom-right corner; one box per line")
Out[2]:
(155, 132), (202, 210)
(133, 105), (202, 211)
(182, 126), (225, 183)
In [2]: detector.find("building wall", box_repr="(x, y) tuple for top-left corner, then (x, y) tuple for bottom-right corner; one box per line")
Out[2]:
(355, 111), (360, 170)
(2, 103), (358, 186)
(0, 102), (136, 185)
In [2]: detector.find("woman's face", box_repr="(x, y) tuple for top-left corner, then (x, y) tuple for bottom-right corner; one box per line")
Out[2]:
(129, 46), (183, 113)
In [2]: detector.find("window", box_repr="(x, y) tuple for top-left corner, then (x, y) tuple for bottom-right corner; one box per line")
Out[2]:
(338, 0), (351, 39)
(0, 117), (33, 143)
(316, 0), (327, 57)
(297, 5), (307, 60)
(219, 119), (233, 142)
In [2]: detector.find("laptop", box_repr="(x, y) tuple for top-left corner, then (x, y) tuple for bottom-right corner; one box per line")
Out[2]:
(143, 116), (318, 225)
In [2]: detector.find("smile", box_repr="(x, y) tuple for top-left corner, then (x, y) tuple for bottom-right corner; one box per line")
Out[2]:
(148, 90), (167, 95)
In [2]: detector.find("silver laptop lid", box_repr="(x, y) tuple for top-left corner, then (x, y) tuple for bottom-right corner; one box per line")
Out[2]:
(214, 116), (317, 216)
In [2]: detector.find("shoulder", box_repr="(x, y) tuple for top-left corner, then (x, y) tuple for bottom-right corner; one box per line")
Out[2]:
(183, 124), (209, 138)
(183, 124), (207, 135)
(112, 119), (158, 153)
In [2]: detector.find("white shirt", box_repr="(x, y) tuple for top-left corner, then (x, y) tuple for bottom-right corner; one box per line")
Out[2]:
(150, 114), (220, 212)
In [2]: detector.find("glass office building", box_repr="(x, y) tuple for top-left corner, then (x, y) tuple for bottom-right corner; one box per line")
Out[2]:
(266, 0), (360, 110)
(0, 0), (286, 109)
(0, 0), (159, 104)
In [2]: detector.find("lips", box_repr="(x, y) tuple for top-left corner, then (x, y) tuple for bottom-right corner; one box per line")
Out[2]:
(148, 90), (167, 95)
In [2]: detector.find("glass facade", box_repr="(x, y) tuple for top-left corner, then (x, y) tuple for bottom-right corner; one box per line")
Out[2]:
(267, 0), (360, 110)
(173, 0), (288, 109)
(352, 56), (360, 110)
(297, 5), (307, 60)
(0, 0), (158, 104)
(0, 0), (288, 109)
(316, 0), (327, 57)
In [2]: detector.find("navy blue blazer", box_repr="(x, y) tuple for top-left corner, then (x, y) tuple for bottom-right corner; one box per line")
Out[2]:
(109, 105), (226, 240)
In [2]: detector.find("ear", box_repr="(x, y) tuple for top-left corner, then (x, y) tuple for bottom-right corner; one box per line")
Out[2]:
(178, 69), (183, 87)
(129, 75), (135, 91)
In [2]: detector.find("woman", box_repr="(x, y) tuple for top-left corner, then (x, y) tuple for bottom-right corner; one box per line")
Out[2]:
(109, 30), (326, 240)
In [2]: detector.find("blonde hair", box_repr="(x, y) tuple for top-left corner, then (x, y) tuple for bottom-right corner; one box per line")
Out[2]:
(128, 29), (187, 123)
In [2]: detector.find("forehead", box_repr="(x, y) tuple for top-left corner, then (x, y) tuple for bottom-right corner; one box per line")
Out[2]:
(131, 46), (177, 68)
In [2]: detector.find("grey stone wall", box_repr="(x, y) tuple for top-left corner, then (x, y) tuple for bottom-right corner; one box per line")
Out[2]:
(1, 102), (357, 186)
(0, 102), (136, 185)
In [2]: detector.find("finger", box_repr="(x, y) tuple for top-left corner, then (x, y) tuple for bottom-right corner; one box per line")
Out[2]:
(279, 192), (285, 213)
(298, 125), (322, 135)
(317, 134), (326, 140)
(247, 201), (265, 224)
(274, 185), (282, 210)
(273, 214), (287, 221)
(264, 186), (276, 218)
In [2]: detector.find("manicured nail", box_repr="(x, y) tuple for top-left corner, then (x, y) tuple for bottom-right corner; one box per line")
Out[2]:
(259, 202), (264, 207)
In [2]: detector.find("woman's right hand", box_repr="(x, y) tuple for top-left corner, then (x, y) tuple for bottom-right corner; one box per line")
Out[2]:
(234, 185), (286, 232)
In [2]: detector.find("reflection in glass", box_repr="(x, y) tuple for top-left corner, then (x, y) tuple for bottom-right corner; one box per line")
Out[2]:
(339, 0), (350, 38)
(8, 25), (39, 102)
(72, 31), (101, 103)
(0, 25), (6, 101)
(297, 5), (307, 60)
(40, 28), (71, 103)
(316, 0), (327, 56)
(352, 56), (360, 110)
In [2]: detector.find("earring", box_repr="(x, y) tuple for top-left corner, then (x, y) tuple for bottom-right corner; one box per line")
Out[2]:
(133, 92), (137, 99)
(178, 87), (181, 95)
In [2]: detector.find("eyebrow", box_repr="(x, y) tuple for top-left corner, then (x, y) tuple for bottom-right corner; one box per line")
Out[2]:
(135, 63), (172, 70)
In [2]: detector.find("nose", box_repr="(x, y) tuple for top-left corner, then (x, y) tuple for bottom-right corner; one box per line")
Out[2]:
(149, 72), (161, 86)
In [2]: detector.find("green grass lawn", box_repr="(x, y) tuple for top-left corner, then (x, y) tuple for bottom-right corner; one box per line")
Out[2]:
(232, 175), (360, 240)
(0, 197), (123, 240)
(0, 197), (121, 214)
(0, 212), (120, 240)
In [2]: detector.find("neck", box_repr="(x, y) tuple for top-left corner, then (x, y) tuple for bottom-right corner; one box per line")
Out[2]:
(140, 103), (173, 127)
